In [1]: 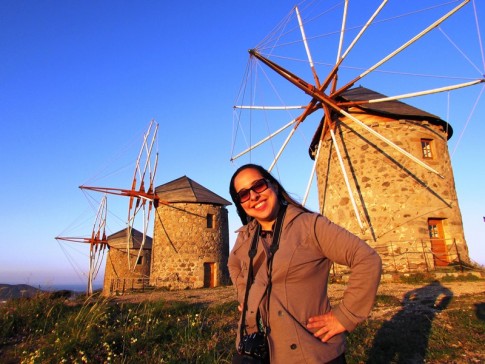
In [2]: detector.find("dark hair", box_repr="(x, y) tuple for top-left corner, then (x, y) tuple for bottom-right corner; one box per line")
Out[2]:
(229, 163), (311, 225)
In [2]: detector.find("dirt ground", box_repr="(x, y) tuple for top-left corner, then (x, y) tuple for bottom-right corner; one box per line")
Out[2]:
(111, 280), (485, 307)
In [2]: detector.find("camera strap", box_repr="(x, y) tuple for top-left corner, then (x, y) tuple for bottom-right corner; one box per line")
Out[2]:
(239, 223), (260, 340)
(239, 203), (288, 341)
(265, 203), (287, 330)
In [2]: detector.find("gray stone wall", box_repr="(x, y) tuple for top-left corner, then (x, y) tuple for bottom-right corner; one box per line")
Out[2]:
(150, 203), (230, 289)
(315, 111), (469, 272)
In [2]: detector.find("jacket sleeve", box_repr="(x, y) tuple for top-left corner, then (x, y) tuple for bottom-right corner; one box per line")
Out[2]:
(227, 231), (249, 305)
(313, 214), (382, 331)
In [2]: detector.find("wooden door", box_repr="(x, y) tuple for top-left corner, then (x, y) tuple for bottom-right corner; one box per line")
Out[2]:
(203, 262), (215, 288)
(428, 219), (449, 266)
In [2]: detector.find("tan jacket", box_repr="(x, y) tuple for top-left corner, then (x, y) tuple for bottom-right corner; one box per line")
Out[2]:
(228, 205), (382, 363)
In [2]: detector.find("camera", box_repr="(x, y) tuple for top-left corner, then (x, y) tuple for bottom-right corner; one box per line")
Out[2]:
(238, 332), (269, 359)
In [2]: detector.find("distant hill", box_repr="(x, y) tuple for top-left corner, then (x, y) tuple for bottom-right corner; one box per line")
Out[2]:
(0, 284), (41, 300)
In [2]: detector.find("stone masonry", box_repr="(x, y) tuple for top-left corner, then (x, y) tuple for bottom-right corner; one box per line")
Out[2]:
(102, 228), (152, 295)
(150, 202), (230, 289)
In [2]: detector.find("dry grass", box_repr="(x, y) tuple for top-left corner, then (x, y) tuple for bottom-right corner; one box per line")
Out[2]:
(1, 278), (483, 363)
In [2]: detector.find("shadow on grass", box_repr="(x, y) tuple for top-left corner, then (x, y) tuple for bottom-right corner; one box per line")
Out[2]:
(475, 302), (485, 320)
(366, 280), (453, 364)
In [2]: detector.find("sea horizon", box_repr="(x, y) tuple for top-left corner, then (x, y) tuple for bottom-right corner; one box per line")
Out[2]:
(1, 282), (103, 293)
(39, 283), (103, 292)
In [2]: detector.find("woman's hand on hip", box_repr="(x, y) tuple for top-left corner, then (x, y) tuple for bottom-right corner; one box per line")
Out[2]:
(306, 311), (346, 342)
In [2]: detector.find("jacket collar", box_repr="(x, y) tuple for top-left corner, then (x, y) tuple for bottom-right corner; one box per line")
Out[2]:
(232, 204), (307, 254)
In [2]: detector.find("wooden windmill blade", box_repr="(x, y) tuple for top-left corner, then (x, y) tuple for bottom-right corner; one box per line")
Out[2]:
(231, 0), (484, 270)
(55, 194), (108, 296)
(79, 120), (165, 272)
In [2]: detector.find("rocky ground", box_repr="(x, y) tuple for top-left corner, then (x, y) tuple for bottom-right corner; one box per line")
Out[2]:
(111, 279), (485, 308)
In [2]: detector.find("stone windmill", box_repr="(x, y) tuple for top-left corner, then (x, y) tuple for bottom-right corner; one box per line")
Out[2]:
(150, 176), (231, 289)
(309, 86), (469, 272)
(231, 1), (483, 273)
(102, 227), (152, 295)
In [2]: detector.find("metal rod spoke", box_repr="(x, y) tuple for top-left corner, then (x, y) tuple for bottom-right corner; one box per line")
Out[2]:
(231, 119), (298, 161)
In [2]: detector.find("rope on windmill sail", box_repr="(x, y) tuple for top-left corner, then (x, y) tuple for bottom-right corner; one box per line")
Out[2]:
(451, 84), (485, 157)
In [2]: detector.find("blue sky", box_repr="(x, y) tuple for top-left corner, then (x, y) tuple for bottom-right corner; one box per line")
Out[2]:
(1, 1), (484, 289)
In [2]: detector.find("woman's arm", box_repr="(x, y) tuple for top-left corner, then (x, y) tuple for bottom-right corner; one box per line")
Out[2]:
(311, 215), (382, 333)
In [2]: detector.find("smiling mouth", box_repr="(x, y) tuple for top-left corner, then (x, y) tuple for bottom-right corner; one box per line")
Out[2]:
(254, 201), (266, 209)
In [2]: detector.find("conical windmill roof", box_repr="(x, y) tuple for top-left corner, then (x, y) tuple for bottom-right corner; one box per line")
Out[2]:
(107, 228), (153, 249)
(155, 176), (231, 206)
(341, 86), (451, 136)
(310, 86), (453, 158)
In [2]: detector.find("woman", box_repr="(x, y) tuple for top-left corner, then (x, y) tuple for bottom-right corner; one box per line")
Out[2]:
(228, 164), (382, 363)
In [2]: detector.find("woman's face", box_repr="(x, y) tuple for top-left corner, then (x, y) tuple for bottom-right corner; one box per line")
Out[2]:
(233, 168), (280, 230)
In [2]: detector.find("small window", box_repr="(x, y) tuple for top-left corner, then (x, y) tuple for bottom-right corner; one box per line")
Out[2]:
(428, 223), (439, 238)
(136, 256), (143, 265)
(421, 139), (433, 159)
(206, 214), (214, 229)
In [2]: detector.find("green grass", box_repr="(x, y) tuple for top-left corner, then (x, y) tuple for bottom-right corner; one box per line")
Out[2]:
(0, 293), (238, 363)
(1, 282), (484, 363)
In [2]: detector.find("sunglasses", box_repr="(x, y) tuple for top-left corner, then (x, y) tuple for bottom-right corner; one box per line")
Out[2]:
(236, 178), (270, 203)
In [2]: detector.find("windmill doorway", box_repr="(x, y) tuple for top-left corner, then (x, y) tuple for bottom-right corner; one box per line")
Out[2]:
(203, 262), (216, 288)
(428, 219), (449, 267)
